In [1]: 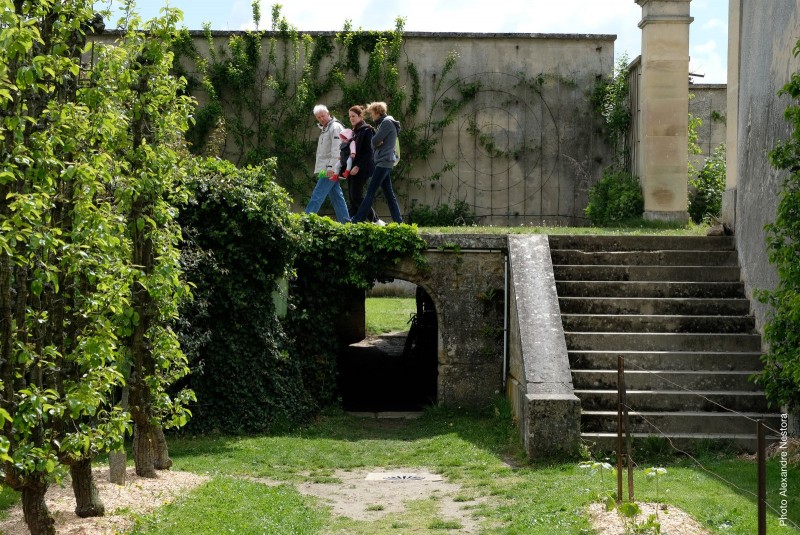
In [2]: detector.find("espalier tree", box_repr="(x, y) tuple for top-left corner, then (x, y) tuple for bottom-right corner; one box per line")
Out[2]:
(0, 1), (126, 533)
(0, 2), (194, 533)
(101, 5), (196, 478)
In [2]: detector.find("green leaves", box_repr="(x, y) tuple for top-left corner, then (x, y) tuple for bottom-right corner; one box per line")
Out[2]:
(689, 143), (726, 223)
(585, 170), (644, 226)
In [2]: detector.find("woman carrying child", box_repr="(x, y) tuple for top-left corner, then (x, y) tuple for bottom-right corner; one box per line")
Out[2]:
(346, 105), (379, 223)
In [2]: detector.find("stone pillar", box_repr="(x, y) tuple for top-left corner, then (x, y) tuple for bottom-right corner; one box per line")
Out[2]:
(721, 0), (741, 231)
(636, 0), (693, 222)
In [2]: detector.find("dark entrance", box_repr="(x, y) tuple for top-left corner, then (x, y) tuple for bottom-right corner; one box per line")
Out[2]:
(337, 287), (438, 411)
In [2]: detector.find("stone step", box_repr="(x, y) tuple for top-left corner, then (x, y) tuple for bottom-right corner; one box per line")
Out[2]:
(575, 389), (771, 412)
(561, 314), (755, 334)
(581, 411), (782, 435)
(548, 235), (735, 252)
(551, 249), (739, 266)
(558, 297), (751, 315)
(556, 280), (745, 298)
(571, 370), (759, 391)
(581, 432), (775, 453)
(553, 265), (741, 282)
(565, 332), (762, 352)
(568, 350), (763, 371)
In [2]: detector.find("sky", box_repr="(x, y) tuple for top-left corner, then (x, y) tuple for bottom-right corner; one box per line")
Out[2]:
(102, 0), (729, 84)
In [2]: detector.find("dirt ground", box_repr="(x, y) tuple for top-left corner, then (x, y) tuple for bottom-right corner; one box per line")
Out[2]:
(0, 468), (209, 535)
(0, 465), (716, 534)
(587, 501), (712, 534)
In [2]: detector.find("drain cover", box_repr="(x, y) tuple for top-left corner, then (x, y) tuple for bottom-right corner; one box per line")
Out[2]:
(383, 474), (424, 481)
(365, 472), (443, 482)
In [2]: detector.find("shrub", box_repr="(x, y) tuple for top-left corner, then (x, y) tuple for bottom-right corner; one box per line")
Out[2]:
(689, 144), (726, 223)
(177, 158), (308, 433)
(408, 200), (476, 226)
(584, 170), (644, 226)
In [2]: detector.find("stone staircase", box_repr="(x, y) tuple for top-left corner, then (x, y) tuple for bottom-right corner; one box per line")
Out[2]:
(548, 235), (780, 452)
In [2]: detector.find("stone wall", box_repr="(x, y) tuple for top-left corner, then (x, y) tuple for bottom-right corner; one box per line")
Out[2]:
(689, 84), (727, 168)
(729, 1), (800, 331)
(395, 33), (614, 226)
(383, 234), (507, 407)
(130, 30), (615, 226)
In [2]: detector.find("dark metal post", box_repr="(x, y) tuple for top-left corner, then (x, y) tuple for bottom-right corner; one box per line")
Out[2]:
(617, 356), (624, 504)
(757, 420), (766, 535)
(624, 398), (634, 502)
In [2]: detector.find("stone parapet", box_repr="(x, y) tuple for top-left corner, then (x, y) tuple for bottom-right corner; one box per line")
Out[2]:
(506, 234), (581, 459)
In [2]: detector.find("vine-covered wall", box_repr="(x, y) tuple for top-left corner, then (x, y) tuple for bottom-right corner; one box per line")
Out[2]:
(397, 33), (614, 226)
(97, 22), (615, 226)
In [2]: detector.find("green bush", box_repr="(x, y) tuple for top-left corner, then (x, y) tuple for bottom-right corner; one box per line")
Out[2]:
(689, 144), (726, 223)
(584, 170), (644, 226)
(408, 200), (476, 226)
(177, 158), (427, 434)
(177, 157), (308, 433)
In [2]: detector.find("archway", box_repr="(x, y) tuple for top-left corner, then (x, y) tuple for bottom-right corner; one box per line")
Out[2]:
(336, 281), (439, 412)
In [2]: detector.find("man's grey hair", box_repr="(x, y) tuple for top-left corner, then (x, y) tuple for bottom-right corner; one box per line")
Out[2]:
(313, 104), (329, 115)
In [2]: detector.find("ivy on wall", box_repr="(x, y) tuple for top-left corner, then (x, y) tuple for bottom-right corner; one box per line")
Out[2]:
(170, 4), (489, 202)
(172, 6), (424, 197)
(177, 160), (427, 433)
(591, 53), (631, 170)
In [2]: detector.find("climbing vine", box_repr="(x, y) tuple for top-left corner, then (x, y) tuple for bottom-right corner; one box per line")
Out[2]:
(176, 161), (427, 434)
(171, 3), (483, 200)
(591, 53), (631, 170)
(177, 157), (305, 433)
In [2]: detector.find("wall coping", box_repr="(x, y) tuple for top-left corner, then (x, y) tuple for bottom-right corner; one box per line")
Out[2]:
(507, 234), (574, 394)
(419, 233), (508, 251)
(99, 29), (616, 41)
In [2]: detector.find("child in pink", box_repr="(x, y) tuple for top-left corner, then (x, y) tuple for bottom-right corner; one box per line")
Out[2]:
(332, 128), (356, 181)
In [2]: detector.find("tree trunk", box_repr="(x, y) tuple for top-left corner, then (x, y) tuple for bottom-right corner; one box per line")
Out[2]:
(21, 477), (55, 535)
(70, 459), (104, 518)
(132, 422), (157, 478)
(153, 424), (173, 470)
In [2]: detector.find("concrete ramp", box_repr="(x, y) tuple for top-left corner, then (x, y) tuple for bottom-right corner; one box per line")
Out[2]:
(506, 235), (581, 459)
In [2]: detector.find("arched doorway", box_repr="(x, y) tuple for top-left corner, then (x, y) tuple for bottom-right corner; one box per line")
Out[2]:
(336, 281), (439, 412)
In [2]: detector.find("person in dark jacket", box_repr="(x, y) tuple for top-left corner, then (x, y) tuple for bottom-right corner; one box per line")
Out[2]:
(351, 101), (403, 224)
(346, 105), (379, 223)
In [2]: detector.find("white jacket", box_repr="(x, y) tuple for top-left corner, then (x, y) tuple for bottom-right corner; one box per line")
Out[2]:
(314, 118), (344, 174)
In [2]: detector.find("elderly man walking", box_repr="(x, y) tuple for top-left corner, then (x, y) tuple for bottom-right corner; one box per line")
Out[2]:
(304, 104), (350, 223)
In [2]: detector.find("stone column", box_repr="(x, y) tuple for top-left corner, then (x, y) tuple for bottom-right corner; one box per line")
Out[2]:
(636, 0), (693, 222)
(722, 0), (741, 231)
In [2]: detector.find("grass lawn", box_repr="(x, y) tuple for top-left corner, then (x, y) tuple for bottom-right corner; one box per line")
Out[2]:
(365, 297), (416, 335)
(0, 405), (796, 533)
(117, 405), (799, 534)
(416, 220), (711, 235)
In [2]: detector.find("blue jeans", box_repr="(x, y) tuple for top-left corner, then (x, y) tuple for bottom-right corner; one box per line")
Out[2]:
(304, 176), (350, 223)
(352, 166), (403, 223)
